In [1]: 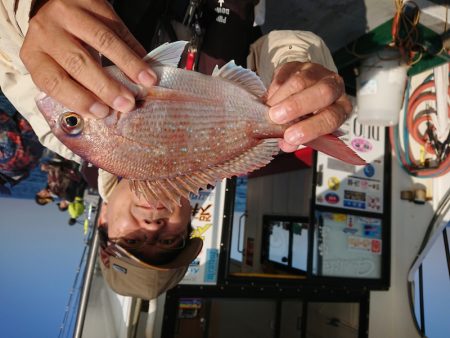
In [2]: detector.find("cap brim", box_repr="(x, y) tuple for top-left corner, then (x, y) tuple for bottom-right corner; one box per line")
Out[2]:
(99, 238), (203, 299)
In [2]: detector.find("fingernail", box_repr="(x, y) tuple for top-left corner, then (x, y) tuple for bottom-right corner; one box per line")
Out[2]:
(285, 129), (304, 144)
(269, 105), (287, 123)
(89, 102), (109, 118)
(113, 95), (135, 112)
(138, 69), (156, 87)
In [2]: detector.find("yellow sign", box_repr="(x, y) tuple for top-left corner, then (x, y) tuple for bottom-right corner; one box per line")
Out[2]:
(191, 223), (212, 241)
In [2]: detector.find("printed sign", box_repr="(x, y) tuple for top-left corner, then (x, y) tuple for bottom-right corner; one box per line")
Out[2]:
(316, 211), (382, 278)
(315, 113), (385, 214)
(181, 181), (225, 285)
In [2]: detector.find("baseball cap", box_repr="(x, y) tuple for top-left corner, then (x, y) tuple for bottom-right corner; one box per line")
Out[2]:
(99, 236), (203, 300)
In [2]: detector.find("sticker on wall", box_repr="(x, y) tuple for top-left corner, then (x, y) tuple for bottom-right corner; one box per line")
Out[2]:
(363, 164), (375, 177)
(343, 215), (358, 234)
(185, 259), (201, 280)
(343, 190), (366, 209)
(363, 224), (381, 238)
(347, 236), (382, 255)
(360, 179), (368, 190)
(191, 223), (212, 241)
(351, 137), (373, 153)
(325, 192), (340, 204)
(347, 177), (362, 188)
(327, 176), (340, 190)
(368, 182), (381, 191)
(178, 298), (202, 319)
(332, 213), (347, 223)
(204, 248), (219, 283)
(367, 195), (381, 211)
(371, 239), (382, 254)
(192, 203), (212, 222)
(343, 227), (358, 235)
(347, 235), (371, 251)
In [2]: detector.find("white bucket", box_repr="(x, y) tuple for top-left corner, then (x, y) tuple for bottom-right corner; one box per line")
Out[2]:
(356, 49), (407, 126)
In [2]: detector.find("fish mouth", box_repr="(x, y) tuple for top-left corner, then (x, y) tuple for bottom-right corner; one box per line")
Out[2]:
(35, 92), (59, 127)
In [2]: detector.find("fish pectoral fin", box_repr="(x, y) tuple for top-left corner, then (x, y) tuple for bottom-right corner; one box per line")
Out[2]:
(143, 41), (189, 68)
(130, 139), (281, 208)
(202, 138), (280, 179)
(305, 134), (367, 165)
(212, 60), (267, 98)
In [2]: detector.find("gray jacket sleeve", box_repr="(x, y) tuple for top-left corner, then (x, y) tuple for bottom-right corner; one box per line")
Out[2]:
(247, 30), (337, 87)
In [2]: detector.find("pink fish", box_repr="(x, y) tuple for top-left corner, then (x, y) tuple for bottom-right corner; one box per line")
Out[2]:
(36, 41), (365, 208)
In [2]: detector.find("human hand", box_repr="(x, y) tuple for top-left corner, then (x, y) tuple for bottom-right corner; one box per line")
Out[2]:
(20, 0), (157, 119)
(267, 62), (352, 152)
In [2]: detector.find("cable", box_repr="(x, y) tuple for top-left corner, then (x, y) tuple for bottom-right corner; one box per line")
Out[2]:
(390, 72), (450, 178)
(392, 0), (421, 64)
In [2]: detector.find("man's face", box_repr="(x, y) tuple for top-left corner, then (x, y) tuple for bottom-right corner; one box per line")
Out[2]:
(37, 188), (51, 198)
(59, 199), (70, 209)
(99, 179), (192, 264)
(40, 163), (49, 172)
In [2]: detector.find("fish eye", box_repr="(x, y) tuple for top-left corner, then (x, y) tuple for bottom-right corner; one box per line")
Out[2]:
(59, 112), (84, 135)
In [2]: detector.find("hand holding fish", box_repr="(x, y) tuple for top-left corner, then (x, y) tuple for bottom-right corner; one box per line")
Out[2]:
(20, 0), (156, 119)
(267, 62), (352, 152)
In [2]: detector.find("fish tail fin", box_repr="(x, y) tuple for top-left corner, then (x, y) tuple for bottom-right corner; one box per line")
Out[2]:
(305, 134), (366, 165)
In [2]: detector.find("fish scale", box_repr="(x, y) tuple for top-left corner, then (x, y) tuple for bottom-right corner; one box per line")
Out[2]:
(36, 41), (366, 208)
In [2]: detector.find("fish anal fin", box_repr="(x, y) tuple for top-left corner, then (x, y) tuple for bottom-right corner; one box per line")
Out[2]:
(130, 140), (280, 208)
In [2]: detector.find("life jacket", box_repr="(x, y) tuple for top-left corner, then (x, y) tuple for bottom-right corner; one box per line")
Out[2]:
(112, 0), (261, 74)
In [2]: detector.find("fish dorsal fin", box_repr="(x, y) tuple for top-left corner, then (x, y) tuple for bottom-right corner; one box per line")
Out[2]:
(143, 41), (189, 68)
(131, 139), (280, 209)
(212, 60), (267, 98)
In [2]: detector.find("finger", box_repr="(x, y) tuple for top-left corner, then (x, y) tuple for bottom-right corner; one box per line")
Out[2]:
(266, 62), (301, 100)
(67, 9), (157, 88)
(27, 51), (110, 119)
(47, 35), (137, 113)
(278, 139), (299, 153)
(269, 74), (345, 124)
(282, 100), (350, 147)
(267, 63), (330, 106)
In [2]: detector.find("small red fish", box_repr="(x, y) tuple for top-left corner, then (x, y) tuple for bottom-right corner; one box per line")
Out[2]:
(36, 41), (365, 208)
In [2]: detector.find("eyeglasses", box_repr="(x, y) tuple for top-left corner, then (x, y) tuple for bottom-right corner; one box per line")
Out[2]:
(98, 226), (186, 254)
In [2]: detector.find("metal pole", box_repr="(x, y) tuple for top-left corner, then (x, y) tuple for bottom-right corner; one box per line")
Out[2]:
(73, 227), (100, 338)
